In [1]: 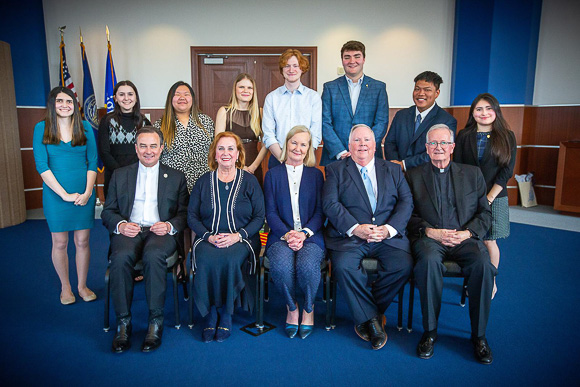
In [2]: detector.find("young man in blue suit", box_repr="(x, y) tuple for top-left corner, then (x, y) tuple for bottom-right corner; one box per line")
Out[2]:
(321, 41), (389, 166)
(323, 124), (413, 350)
(384, 71), (457, 171)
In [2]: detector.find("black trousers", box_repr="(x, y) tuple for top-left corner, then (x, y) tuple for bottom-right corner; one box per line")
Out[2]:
(331, 243), (413, 325)
(109, 231), (177, 322)
(412, 237), (496, 337)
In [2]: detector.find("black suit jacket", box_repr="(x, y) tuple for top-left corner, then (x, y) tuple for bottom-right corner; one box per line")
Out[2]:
(453, 127), (517, 199)
(101, 162), (189, 248)
(384, 104), (457, 169)
(406, 162), (491, 241)
(322, 157), (413, 253)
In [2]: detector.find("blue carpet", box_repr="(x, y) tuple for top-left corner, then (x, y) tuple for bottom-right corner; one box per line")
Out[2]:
(1, 220), (578, 386)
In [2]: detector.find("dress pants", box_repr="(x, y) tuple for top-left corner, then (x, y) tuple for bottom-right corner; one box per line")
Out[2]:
(109, 231), (177, 322)
(412, 237), (496, 337)
(331, 243), (413, 325)
(267, 241), (325, 313)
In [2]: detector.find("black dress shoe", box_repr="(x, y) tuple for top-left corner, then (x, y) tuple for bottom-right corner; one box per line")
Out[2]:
(354, 321), (370, 342)
(142, 320), (163, 352)
(472, 337), (493, 364)
(417, 332), (437, 359)
(112, 318), (132, 353)
(367, 315), (387, 350)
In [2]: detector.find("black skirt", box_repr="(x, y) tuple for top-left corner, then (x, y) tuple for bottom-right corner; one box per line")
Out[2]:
(193, 240), (255, 317)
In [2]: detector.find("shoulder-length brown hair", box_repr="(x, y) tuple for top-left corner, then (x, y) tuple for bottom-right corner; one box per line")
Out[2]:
(208, 131), (246, 171)
(464, 93), (514, 167)
(43, 86), (86, 146)
(159, 81), (207, 148)
(280, 125), (316, 167)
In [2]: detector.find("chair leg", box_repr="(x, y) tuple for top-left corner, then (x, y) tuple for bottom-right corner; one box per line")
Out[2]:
(460, 277), (468, 307)
(325, 268), (331, 330)
(173, 266), (180, 329)
(330, 277), (337, 328)
(188, 269), (195, 329)
(104, 267), (110, 332)
(257, 265), (265, 329)
(181, 260), (189, 301)
(407, 277), (415, 333)
(264, 270), (270, 302)
(397, 284), (404, 331)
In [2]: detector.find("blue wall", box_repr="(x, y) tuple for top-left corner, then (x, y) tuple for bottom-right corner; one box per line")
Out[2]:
(0, 0), (50, 106)
(451, 0), (542, 105)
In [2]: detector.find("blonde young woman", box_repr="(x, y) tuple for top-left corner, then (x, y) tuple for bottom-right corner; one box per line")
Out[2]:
(215, 73), (267, 186)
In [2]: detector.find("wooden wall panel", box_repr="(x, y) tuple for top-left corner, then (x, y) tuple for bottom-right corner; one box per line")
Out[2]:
(0, 41), (27, 227)
(16, 102), (580, 210)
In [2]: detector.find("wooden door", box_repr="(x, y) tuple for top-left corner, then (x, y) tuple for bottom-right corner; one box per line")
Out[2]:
(191, 46), (317, 121)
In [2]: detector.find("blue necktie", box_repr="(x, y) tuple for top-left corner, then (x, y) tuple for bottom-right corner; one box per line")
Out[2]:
(414, 114), (422, 133)
(361, 166), (377, 212)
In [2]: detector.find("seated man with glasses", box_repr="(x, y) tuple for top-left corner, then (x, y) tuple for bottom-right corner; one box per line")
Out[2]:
(406, 124), (496, 364)
(101, 126), (188, 353)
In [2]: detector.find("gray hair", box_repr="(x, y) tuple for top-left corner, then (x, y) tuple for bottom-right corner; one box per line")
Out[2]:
(348, 124), (374, 144)
(425, 124), (454, 143)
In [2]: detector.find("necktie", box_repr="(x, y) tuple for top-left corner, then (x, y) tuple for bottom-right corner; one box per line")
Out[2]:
(361, 166), (377, 212)
(414, 114), (422, 133)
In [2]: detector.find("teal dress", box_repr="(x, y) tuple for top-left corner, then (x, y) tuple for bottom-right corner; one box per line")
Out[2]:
(33, 121), (98, 232)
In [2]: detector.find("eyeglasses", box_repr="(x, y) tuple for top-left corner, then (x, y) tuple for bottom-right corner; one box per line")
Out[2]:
(426, 141), (453, 148)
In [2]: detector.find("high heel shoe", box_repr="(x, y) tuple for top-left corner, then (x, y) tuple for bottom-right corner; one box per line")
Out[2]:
(285, 323), (299, 339)
(299, 324), (313, 339)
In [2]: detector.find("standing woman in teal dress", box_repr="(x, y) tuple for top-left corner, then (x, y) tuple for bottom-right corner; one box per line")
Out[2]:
(33, 86), (98, 305)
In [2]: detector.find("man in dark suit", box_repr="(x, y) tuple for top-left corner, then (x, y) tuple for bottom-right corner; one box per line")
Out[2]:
(406, 124), (496, 364)
(323, 124), (413, 350)
(101, 126), (188, 353)
(385, 71), (457, 171)
(321, 40), (389, 166)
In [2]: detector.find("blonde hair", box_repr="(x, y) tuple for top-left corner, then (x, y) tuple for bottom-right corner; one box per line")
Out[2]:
(280, 125), (316, 167)
(225, 73), (262, 138)
(208, 132), (246, 171)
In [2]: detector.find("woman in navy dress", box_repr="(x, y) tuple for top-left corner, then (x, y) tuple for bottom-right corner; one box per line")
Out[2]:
(33, 87), (98, 305)
(188, 132), (264, 343)
(264, 125), (325, 339)
(454, 93), (517, 299)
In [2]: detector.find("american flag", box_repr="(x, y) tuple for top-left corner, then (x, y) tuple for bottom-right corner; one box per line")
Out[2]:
(59, 37), (80, 105)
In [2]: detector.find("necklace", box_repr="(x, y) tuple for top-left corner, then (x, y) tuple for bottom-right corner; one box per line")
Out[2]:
(219, 169), (235, 190)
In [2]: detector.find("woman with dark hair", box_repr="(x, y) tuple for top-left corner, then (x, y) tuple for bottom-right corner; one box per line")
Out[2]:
(33, 86), (98, 305)
(264, 125), (325, 339)
(215, 73), (267, 185)
(154, 81), (214, 193)
(188, 132), (264, 343)
(98, 80), (150, 198)
(454, 93), (517, 299)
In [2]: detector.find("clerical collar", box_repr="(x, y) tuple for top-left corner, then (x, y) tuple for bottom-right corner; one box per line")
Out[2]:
(431, 163), (450, 174)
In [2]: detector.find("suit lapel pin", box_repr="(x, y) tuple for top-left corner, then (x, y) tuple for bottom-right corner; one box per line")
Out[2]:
(366, 84), (368, 88)
(164, 173), (168, 178)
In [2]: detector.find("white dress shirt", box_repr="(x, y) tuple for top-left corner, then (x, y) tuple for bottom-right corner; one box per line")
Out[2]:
(346, 158), (398, 239)
(285, 163), (314, 237)
(347, 74), (364, 115)
(130, 161), (160, 226)
(262, 83), (322, 150)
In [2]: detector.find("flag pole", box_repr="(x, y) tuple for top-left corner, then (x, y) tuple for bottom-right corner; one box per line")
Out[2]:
(59, 26), (66, 86)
